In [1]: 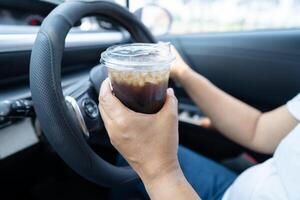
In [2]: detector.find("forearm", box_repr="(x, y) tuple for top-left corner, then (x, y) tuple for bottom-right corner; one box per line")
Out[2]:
(177, 68), (262, 151)
(143, 167), (200, 200)
(171, 47), (298, 153)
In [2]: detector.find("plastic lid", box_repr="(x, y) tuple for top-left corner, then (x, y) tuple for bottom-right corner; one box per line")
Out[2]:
(100, 43), (175, 70)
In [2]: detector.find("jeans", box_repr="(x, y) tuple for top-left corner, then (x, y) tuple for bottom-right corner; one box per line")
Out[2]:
(113, 146), (237, 200)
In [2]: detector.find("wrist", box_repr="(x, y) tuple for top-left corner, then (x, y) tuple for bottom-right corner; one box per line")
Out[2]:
(175, 67), (193, 83)
(138, 159), (181, 187)
(143, 166), (192, 200)
(143, 163), (185, 190)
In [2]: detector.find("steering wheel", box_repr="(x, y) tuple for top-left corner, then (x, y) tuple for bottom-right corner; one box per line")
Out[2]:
(30, 1), (156, 187)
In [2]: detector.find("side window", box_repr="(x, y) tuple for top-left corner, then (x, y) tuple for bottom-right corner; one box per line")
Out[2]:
(130, 0), (300, 35)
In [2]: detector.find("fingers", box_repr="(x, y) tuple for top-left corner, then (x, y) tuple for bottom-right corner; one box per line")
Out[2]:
(158, 88), (178, 118)
(98, 78), (130, 120)
(170, 45), (178, 55)
(99, 78), (178, 122)
(199, 117), (212, 129)
(98, 97), (110, 125)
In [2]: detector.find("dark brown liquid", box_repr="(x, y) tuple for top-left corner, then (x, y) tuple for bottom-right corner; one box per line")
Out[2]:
(111, 80), (168, 114)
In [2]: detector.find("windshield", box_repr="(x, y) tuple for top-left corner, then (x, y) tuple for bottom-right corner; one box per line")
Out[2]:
(41, 0), (64, 4)
(42, 0), (127, 6)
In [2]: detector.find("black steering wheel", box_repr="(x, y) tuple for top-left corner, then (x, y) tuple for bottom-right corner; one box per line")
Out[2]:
(30, 1), (156, 187)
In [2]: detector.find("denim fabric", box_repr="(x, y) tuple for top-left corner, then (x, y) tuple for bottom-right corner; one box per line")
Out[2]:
(112, 145), (237, 200)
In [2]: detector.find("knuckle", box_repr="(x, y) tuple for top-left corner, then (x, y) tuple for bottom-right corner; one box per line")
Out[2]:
(164, 106), (178, 120)
(121, 132), (130, 140)
(170, 111), (178, 121)
(108, 132), (120, 146)
(115, 118), (129, 130)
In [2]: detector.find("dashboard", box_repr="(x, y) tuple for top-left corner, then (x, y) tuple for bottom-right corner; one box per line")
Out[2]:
(0, 0), (56, 26)
(0, 0), (204, 163)
(0, 0), (125, 88)
(0, 1), (128, 160)
(0, 9), (44, 26)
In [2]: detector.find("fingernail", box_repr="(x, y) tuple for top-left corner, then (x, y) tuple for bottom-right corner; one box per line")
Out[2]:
(167, 88), (175, 96)
(107, 78), (113, 90)
(99, 79), (111, 100)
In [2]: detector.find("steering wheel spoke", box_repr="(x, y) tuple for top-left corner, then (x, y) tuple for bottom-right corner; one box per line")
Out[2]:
(65, 80), (103, 139)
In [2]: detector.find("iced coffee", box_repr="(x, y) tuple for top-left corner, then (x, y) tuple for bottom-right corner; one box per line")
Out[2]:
(100, 43), (174, 114)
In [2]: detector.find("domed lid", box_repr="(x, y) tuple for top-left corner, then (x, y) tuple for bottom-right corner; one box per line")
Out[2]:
(100, 43), (175, 70)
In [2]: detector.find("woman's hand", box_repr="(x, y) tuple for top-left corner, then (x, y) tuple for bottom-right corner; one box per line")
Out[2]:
(170, 46), (191, 81)
(99, 79), (200, 200)
(171, 46), (212, 129)
(98, 79), (180, 183)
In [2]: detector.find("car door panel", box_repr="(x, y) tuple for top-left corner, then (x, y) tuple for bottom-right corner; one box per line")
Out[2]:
(158, 31), (300, 160)
(160, 30), (300, 111)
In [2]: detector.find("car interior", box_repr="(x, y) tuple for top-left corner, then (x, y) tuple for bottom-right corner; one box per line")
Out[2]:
(0, 0), (300, 199)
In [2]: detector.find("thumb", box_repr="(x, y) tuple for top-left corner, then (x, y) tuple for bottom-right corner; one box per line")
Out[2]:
(158, 88), (178, 117)
(98, 78), (130, 119)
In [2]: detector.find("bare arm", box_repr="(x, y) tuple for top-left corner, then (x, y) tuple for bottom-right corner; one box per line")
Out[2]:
(99, 79), (200, 200)
(172, 49), (298, 154)
(144, 168), (200, 200)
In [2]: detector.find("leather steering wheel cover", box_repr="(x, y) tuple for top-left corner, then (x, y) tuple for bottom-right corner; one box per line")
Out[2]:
(30, 1), (156, 187)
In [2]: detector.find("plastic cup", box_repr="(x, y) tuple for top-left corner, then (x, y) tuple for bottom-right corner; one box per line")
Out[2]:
(100, 43), (175, 114)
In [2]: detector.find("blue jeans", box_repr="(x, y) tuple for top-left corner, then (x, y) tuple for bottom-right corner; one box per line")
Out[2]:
(113, 146), (237, 200)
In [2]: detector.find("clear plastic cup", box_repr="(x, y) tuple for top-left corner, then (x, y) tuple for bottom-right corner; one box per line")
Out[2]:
(100, 43), (175, 114)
